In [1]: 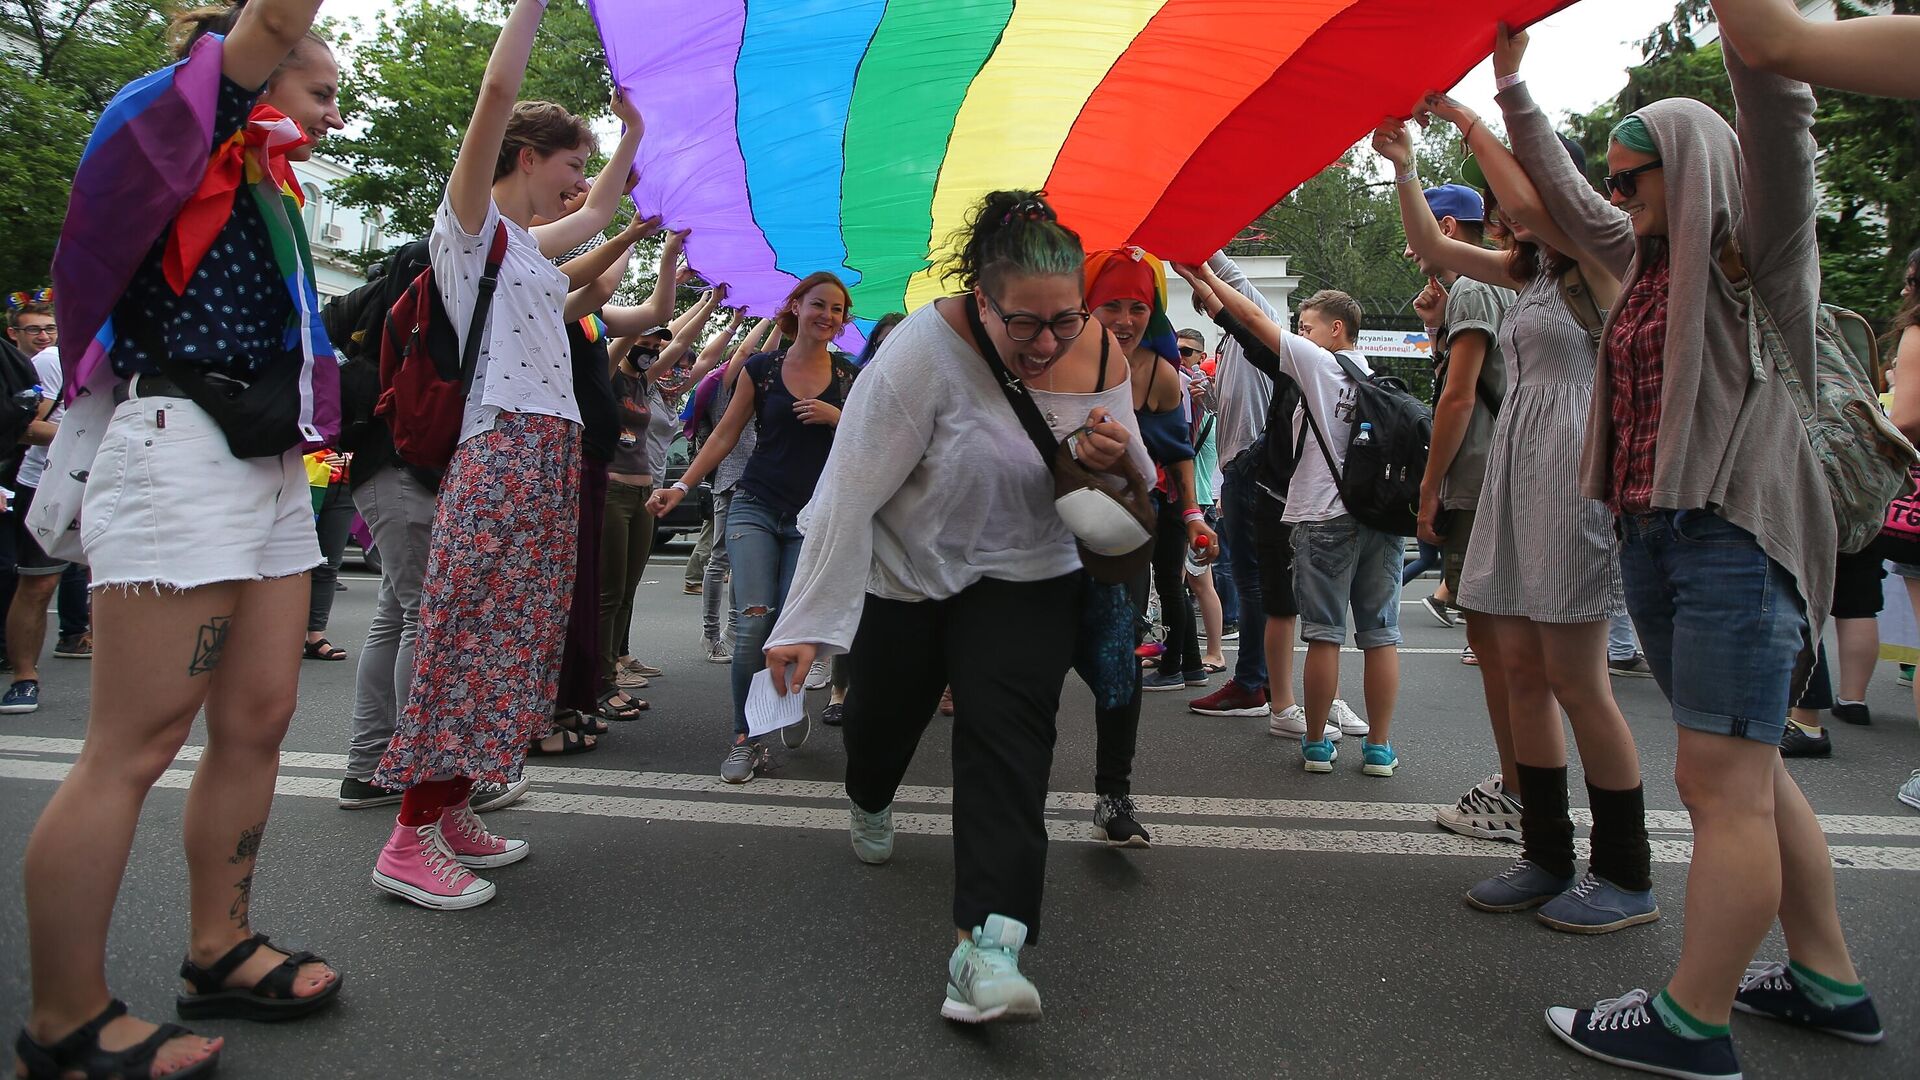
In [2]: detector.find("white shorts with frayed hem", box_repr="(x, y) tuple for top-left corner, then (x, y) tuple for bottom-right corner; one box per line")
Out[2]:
(81, 395), (321, 591)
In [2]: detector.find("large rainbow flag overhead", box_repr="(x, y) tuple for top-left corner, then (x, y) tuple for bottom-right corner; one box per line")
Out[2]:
(588, 0), (1576, 329)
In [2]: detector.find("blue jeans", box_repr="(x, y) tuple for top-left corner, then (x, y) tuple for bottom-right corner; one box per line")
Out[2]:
(1206, 505), (1239, 622)
(1291, 516), (1403, 649)
(1617, 510), (1807, 746)
(1218, 473), (1266, 691)
(1607, 610), (1639, 661)
(727, 489), (804, 737)
(1401, 541), (1441, 585)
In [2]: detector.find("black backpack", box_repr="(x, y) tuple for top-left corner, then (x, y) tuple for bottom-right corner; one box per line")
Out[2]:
(0, 336), (42, 485)
(1298, 350), (1432, 536)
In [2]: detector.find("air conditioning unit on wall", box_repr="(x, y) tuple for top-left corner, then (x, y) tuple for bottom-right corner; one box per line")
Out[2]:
(320, 222), (345, 243)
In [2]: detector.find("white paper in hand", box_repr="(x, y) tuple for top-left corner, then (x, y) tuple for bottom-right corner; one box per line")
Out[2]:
(745, 667), (806, 738)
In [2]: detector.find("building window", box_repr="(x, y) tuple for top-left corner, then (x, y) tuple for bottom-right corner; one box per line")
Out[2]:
(302, 184), (323, 232)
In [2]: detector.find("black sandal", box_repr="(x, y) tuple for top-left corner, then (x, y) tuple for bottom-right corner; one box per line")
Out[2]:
(14, 999), (219, 1079)
(176, 932), (342, 1023)
(594, 689), (648, 722)
(527, 728), (597, 756)
(557, 708), (610, 736)
(302, 638), (348, 661)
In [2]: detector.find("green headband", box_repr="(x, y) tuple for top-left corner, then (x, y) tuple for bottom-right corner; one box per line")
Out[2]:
(1611, 115), (1658, 155)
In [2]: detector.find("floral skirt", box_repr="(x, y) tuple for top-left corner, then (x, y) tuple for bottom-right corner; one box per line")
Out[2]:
(376, 413), (580, 787)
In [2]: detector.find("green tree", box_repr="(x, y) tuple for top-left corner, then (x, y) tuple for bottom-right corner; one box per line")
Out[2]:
(330, 0), (612, 258)
(0, 0), (173, 289)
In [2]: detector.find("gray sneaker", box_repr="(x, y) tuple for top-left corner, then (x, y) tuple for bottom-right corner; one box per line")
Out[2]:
(1899, 770), (1920, 811)
(471, 776), (531, 813)
(1537, 872), (1660, 934)
(781, 711), (812, 750)
(1466, 859), (1575, 913)
(704, 638), (732, 664)
(850, 802), (894, 864)
(720, 738), (769, 784)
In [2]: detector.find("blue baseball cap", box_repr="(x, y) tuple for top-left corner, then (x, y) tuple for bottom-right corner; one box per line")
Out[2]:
(1422, 183), (1485, 224)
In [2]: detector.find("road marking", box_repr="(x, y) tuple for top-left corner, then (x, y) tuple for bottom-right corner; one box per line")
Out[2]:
(4, 736), (1918, 850)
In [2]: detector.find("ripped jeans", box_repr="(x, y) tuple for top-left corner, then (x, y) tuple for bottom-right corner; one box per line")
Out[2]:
(726, 489), (804, 737)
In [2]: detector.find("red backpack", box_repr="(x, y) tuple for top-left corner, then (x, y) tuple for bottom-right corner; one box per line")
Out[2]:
(374, 221), (509, 473)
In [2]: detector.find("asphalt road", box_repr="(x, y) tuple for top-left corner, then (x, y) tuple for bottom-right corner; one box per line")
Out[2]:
(2, 557), (1916, 1079)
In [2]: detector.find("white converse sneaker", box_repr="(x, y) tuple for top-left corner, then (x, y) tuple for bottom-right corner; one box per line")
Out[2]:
(1268, 704), (1343, 741)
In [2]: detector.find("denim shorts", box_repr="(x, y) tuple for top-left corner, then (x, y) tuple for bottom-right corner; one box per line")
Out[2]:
(1291, 515), (1403, 649)
(1618, 510), (1808, 747)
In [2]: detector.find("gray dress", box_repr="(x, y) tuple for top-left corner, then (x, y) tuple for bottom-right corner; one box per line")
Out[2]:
(1456, 272), (1624, 622)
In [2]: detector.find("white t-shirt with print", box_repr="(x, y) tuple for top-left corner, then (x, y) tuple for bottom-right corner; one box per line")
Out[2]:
(430, 194), (580, 444)
(1272, 339), (1371, 524)
(17, 346), (63, 490)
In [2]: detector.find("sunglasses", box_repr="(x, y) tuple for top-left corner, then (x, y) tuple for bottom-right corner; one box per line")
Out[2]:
(983, 292), (1090, 344)
(1178, 346), (1203, 358)
(1604, 159), (1664, 200)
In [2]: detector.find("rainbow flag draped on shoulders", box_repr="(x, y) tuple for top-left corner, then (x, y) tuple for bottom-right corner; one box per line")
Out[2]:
(52, 33), (338, 446)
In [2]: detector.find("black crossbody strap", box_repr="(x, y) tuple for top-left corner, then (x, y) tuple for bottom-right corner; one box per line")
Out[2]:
(964, 296), (1061, 467)
(1298, 349), (1369, 489)
(460, 221), (510, 393)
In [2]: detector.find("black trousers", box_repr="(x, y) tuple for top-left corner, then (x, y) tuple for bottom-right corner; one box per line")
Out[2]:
(1151, 494), (1198, 677)
(843, 572), (1081, 941)
(1091, 569), (1149, 797)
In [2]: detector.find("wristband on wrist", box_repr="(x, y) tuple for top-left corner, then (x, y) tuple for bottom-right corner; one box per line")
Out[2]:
(1395, 170), (1418, 186)
(1495, 72), (1524, 92)
(672, 480), (690, 495)
(1182, 508), (1205, 523)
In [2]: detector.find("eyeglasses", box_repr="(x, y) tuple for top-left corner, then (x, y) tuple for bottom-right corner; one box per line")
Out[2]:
(1603, 159), (1664, 199)
(983, 292), (1089, 343)
(14, 324), (54, 336)
(1178, 346), (1202, 358)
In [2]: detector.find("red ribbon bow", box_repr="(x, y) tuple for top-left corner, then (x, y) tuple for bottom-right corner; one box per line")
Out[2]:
(163, 103), (311, 294)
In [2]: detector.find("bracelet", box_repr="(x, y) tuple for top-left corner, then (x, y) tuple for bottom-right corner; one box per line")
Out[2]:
(672, 480), (690, 495)
(1495, 72), (1524, 92)
(1394, 170), (1419, 186)
(1182, 508), (1205, 523)
(1463, 118), (1479, 142)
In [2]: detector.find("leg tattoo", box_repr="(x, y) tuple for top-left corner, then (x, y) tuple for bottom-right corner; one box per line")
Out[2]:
(229, 873), (254, 928)
(230, 821), (265, 864)
(189, 615), (233, 676)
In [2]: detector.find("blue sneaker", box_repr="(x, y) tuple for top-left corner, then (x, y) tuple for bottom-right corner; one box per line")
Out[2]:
(0, 679), (40, 714)
(1141, 670), (1187, 692)
(1301, 737), (1336, 773)
(1734, 960), (1884, 1043)
(942, 915), (1042, 1023)
(849, 802), (893, 866)
(1360, 741), (1398, 776)
(1466, 859), (1576, 913)
(1546, 990), (1741, 1080)
(1537, 872), (1661, 935)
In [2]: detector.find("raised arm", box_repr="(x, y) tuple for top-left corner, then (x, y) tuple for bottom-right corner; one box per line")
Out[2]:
(1491, 26), (1635, 277)
(1724, 40), (1819, 314)
(221, 0), (327, 90)
(646, 288), (722, 382)
(557, 212), (662, 291)
(563, 247), (631, 323)
(535, 89), (646, 257)
(726, 318), (775, 389)
(1712, 0), (1920, 98)
(1371, 120), (1523, 291)
(600, 229), (688, 336)
(446, 0), (547, 235)
(1176, 263), (1288, 359)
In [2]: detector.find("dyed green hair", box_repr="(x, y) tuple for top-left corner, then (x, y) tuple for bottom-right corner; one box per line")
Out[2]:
(1611, 114), (1658, 155)
(942, 189), (1085, 293)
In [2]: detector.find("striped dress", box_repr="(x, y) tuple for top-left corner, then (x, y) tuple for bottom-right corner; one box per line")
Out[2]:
(1456, 272), (1624, 622)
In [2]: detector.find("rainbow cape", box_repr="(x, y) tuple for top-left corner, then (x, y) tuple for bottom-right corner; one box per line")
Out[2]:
(53, 34), (339, 446)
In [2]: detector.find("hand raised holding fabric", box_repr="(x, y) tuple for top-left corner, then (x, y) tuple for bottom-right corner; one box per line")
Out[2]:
(1370, 120), (1416, 169)
(1493, 23), (1529, 79)
(610, 87), (644, 134)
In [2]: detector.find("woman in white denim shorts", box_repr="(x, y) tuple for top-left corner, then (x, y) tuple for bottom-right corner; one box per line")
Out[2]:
(14, 3), (346, 1077)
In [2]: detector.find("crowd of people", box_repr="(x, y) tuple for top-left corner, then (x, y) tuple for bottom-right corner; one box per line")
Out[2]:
(7, 0), (1920, 1076)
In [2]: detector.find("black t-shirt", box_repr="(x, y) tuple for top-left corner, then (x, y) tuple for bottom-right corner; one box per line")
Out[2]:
(568, 318), (619, 464)
(736, 350), (848, 516)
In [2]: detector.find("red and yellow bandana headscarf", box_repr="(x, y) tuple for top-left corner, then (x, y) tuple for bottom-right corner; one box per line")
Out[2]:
(1084, 246), (1177, 361)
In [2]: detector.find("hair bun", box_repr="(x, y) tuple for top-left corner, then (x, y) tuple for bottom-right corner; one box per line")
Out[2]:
(1000, 197), (1057, 227)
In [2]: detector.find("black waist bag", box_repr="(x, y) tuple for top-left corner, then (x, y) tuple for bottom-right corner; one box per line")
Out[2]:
(155, 351), (308, 459)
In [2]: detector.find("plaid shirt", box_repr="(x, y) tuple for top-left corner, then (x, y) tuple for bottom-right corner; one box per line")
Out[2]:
(1606, 252), (1670, 513)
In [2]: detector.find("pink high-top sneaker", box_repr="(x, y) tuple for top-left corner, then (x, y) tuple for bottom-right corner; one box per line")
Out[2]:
(371, 820), (496, 910)
(438, 801), (530, 869)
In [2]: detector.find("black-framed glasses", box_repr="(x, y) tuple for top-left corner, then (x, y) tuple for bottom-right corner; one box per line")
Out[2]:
(1178, 345), (1202, 358)
(14, 324), (55, 336)
(983, 292), (1089, 343)
(1603, 159), (1664, 199)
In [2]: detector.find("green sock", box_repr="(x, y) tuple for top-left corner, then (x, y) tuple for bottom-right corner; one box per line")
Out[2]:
(1653, 990), (1729, 1040)
(1789, 960), (1867, 1008)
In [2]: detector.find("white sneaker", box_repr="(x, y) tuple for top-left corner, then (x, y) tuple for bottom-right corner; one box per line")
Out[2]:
(1898, 770), (1920, 811)
(804, 658), (832, 691)
(703, 638), (732, 664)
(1435, 775), (1523, 843)
(1268, 704), (1343, 741)
(1328, 698), (1370, 737)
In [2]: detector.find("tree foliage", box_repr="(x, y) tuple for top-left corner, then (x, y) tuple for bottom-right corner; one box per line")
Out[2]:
(329, 0), (612, 258)
(0, 0), (173, 290)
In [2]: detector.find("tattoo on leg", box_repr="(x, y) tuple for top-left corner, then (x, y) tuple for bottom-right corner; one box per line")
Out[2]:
(229, 873), (253, 927)
(189, 615), (233, 676)
(230, 821), (265, 864)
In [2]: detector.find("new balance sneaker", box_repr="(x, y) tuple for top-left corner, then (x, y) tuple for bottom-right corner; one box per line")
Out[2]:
(1422, 595), (1456, 627)
(1829, 701), (1871, 727)
(371, 821), (496, 910)
(804, 659), (832, 691)
(1537, 872), (1660, 934)
(703, 638), (732, 664)
(338, 776), (404, 810)
(1092, 794), (1151, 848)
(1466, 860), (1576, 913)
(1360, 741), (1398, 777)
(1189, 680), (1268, 717)
(1545, 990), (1741, 1080)
(470, 775), (532, 813)
(437, 801), (530, 869)
(781, 710), (812, 750)
(1301, 738), (1336, 773)
(720, 737), (770, 784)
(0, 679), (40, 714)
(850, 802), (894, 865)
(1268, 704), (1343, 742)
(1608, 654), (1655, 678)
(1328, 698), (1370, 737)
(1141, 669), (1188, 692)
(1733, 960), (1884, 1043)
(942, 916), (1042, 1024)
(1778, 723), (1831, 758)
(1900, 770), (1920, 811)
(1435, 775), (1523, 843)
